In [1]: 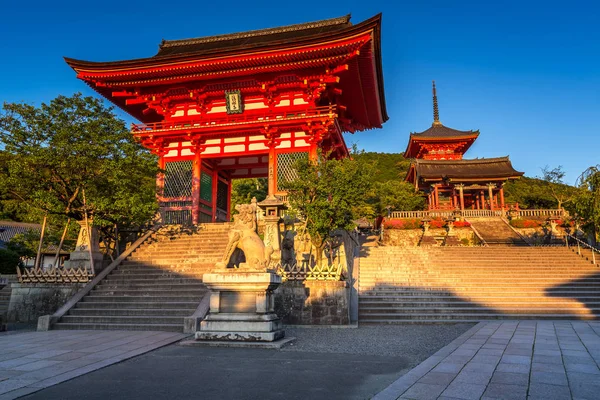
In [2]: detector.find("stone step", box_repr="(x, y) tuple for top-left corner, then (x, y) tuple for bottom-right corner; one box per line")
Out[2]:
(83, 295), (203, 303)
(103, 277), (203, 284)
(95, 283), (207, 291)
(358, 313), (600, 321)
(359, 298), (600, 304)
(74, 301), (199, 309)
(358, 289), (600, 295)
(358, 306), (596, 314)
(90, 288), (205, 296)
(68, 308), (193, 317)
(53, 322), (183, 332)
(60, 315), (185, 324)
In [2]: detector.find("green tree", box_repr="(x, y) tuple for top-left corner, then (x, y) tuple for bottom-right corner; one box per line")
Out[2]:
(0, 94), (158, 249)
(0, 248), (21, 275)
(230, 178), (267, 215)
(281, 150), (375, 265)
(540, 165), (576, 210)
(372, 181), (426, 214)
(572, 165), (600, 245)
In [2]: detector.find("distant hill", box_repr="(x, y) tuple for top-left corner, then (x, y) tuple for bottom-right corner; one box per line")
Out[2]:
(354, 152), (412, 183)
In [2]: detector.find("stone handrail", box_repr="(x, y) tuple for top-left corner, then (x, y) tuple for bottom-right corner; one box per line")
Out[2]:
(517, 209), (565, 218)
(37, 224), (162, 331)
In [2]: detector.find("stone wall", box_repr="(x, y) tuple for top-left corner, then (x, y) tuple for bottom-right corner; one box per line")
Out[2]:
(274, 280), (349, 325)
(7, 283), (84, 324)
(383, 228), (475, 246)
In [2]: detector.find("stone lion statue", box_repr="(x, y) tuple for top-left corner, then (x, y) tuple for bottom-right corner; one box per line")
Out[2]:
(216, 202), (273, 270)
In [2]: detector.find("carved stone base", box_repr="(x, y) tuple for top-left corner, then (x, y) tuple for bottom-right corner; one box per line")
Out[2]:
(64, 251), (104, 271)
(195, 271), (284, 342)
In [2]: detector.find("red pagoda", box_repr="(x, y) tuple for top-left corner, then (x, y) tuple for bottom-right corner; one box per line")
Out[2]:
(65, 15), (387, 224)
(406, 82), (523, 211)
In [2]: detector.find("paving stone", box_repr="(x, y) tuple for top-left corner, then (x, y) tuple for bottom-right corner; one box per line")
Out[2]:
(477, 349), (504, 357)
(532, 355), (563, 365)
(22, 350), (72, 360)
(490, 371), (529, 386)
(417, 372), (456, 386)
(482, 383), (527, 400)
(462, 362), (496, 373)
(500, 355), (531, 365)
(11, 360), (63, 372)
(530, 370), (568, 386)
(563, 355), (596, 365)
(503, 347), (532, 356)
(495, 363), (530, 374)
(531, 362), (565, 373)
(0, 379), (37, 396)
(533, 349), (562, 357)
(441, 382), (487, 400)
(470, 354), (501, 364)
(565, 363), (600, 374)
(400, 383), (446, 400)
(528, 382), (572, 400)
(432, 363), (464, 374)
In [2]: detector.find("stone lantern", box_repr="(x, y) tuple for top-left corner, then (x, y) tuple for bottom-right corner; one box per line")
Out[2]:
(421, 217), (432, 234)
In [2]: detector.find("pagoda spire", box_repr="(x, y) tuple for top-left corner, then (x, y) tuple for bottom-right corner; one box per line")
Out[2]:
(432, 80), (442, 126)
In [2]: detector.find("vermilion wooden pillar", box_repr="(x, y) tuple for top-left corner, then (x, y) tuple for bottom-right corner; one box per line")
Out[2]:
(458, 185), (465, 211)
(157, 155), (165, 197)
(267, 146), (277, 197)
(191, 151), (202, 224)
(488, 184), (495, 211)
(226, 176), (232, 221)
(500, 187), (505, 210)
(211, 169), (219, 222)
(434, 185), (439, 209)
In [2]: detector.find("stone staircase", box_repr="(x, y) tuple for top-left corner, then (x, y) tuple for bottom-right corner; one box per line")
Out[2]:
(359, 246), (600, 323)
(53, 224), (230, 332)
(468, 217), (527, 246)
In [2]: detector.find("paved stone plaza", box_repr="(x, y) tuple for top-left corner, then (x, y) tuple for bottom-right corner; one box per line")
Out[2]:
(374, 321), (600, 400)
(0, 330), (187, 399)
(1, 322), (599, 399)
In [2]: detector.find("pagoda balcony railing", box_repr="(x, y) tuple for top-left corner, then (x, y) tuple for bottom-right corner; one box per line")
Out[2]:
(389, 208), (565, 220)
(131, 105), (337, 136)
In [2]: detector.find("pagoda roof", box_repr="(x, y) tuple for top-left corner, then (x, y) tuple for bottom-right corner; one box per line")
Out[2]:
(64, 14), (387, 130)
(410, 123), (479, 139)
(156, 15), (352, 57)
(406, 156), (524, 184)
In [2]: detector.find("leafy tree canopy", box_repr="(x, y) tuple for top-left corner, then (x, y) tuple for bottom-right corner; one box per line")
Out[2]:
(281, 149), (376, 263)
(230, 178), (267, 215)
(572, 165), (600, 244)
(0, 94), (159, 234)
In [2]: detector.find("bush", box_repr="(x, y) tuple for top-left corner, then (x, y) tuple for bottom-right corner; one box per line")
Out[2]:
(383, 218), (422, 230)
(509, 219), (542, 228)
(454, 221), (471, 228)
(0, 248), (20, 274)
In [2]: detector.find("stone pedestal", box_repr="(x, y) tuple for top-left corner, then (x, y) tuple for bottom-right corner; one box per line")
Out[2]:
(64, 221), (103, 271)
(196, 269), (284, 342)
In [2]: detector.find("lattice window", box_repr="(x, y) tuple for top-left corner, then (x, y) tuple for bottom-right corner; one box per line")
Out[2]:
(164, 210), (192, 225)
(277, 152), (308, 192)
(217, 180), (228, 210)
(200, 172), (212, 203)
(164, 161), (192, 198)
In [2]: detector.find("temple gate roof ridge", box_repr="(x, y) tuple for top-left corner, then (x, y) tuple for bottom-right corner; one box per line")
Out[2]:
(157, 15), (352, 56)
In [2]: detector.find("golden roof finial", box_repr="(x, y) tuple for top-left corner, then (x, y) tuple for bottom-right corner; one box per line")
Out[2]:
(432, 80), (441, 126)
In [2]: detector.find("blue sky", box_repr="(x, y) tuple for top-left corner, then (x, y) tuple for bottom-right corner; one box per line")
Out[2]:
(1, 0), (598, 184)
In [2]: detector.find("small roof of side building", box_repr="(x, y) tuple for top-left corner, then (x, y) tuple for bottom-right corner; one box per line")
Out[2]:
(0, 221), (41, 244)
(406, 156), (524, 185)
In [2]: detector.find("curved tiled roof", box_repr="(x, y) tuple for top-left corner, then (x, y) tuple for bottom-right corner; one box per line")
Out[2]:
(413, 157), (524, 181)
(156, 15), (352, 57)
(410, 123), (479, 139)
